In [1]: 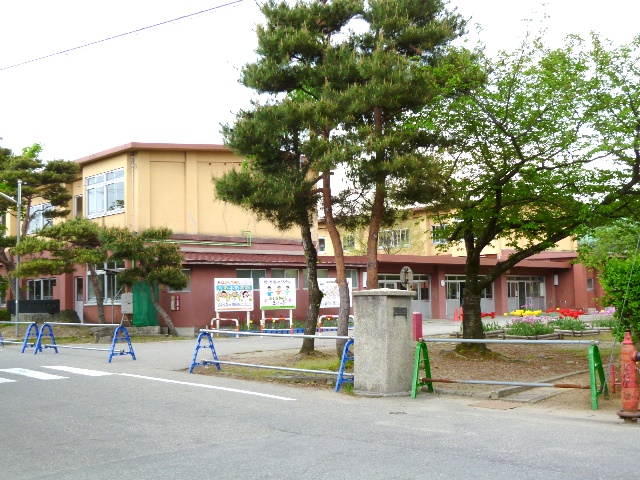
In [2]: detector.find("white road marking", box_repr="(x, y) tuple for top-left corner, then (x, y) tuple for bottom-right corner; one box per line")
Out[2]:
(42, 366), (114, 377)
(0, 368), (68, 380)
(118, 373), (297, 401)
(0, 378), (17, 384)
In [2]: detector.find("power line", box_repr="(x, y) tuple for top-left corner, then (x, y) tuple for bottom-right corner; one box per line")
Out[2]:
(1, 0), (246, 72)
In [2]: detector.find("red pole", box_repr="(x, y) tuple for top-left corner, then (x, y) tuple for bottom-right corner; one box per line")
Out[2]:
(617, 331), (640, 423)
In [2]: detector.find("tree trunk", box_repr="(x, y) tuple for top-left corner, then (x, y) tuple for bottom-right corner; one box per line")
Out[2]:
(300, 222), (323, 355)
(459, 251), (486, 352)
(148, 282), (178, 337)
(87, 264), (106, 324)
(365, 180), (385, 288)
(321, 168), (350, 356)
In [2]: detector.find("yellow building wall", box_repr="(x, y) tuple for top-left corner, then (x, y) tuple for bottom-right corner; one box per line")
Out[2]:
(95, 148), (302, 239)
(318, 211), (578, 257)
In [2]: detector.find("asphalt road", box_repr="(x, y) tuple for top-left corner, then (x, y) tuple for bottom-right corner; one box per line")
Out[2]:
(0, 331), (637, 479)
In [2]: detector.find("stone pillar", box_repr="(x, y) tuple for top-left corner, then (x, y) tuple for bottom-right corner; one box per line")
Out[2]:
(353, 289), (417, 396)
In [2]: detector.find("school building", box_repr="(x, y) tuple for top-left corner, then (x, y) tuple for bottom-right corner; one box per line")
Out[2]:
(2, 143), (603, 335)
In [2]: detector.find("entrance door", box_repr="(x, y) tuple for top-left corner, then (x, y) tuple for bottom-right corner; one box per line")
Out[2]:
(74, 277), (84, 323)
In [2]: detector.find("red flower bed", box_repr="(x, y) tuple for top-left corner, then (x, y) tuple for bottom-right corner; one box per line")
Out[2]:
(555, 308), (585, 319)
(545, 308), (585, 318)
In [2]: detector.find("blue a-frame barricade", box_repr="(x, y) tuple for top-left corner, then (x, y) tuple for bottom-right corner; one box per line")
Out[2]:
(189, 331), (221, 373)
(335, 338), (354, 392)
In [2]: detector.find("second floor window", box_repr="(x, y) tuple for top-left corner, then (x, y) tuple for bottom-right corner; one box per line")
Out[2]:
(318, 237), (326, 254)
(87, 168), (124, 218)
(379, 228), (411, 249)
(343, 234), (355, 251)
(27, 203), (53, 234)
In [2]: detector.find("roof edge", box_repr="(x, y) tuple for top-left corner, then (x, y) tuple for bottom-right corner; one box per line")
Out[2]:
(75, 142), (231, 164)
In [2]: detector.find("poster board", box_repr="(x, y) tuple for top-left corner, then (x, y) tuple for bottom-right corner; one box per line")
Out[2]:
(318, 278), (352, 308)
(214, 279), (254, 312)
(259, 278), (296, 310)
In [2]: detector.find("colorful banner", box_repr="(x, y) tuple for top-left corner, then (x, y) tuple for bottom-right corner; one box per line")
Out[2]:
(214, 279), (254, 312)
(318, 278), (352, 308)
(259, 278), (296, 310)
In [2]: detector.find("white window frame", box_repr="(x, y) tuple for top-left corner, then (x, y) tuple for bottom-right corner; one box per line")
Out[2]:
(26, 278), (56, 300)
(431, 225), (447, 245)
(318, 237), (326, 254)
(74, 195), (83, 218)
(27, 203), (53, 234)
(86, 168), (125, 219)
(586, 278), (594, 291)
(378, 228), (411, 249)
(87, 260), (125, 304)
(346, 269), (359, 288)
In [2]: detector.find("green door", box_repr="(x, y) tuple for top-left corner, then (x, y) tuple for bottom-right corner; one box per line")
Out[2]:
(132, 281), (159, 326)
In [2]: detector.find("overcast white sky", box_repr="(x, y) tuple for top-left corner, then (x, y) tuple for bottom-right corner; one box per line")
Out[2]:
(0, 0), (638, 161)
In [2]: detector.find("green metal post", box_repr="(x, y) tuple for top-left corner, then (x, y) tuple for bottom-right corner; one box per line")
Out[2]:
(412, 341), (434, 398)
(589, 344), (608, 411)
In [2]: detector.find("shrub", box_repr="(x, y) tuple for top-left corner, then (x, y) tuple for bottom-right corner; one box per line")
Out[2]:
(549, 317), (586, 331)
(482, 321), (502, 332)
(506, 316), (555, 336)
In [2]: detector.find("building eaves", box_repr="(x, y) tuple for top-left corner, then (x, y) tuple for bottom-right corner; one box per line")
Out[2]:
(75, 142), (231, 165)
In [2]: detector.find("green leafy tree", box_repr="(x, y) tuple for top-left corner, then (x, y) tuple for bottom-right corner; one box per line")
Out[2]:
(217, 102), (324, 354)
(0, 143), (79, 299)
(408, 34), (640, 348)
(232, 0), (362, 352)
(99, 227), (188, 337)
(228, 0), (475, 352)
(13, 218), (110, 323)
(577, 221), (640, 342)
(577, 221), (640, 270)
(599, 258), (640, 342)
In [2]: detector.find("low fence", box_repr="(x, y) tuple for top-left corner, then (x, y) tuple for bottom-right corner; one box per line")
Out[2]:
(412, 337), (608, 410)
(317, 315), (354, 333)
(1, 322), (136, 363)
(189, 329), (354, 391)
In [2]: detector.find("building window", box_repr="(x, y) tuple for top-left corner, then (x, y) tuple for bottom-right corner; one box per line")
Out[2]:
(26, 203), (53, 234)
(26, 278), (56, 300)
(86, 168), (124, 218)
(237, 269), (266, 290)
(480, 283), (494, 299)
(586, 278), (594, 291)
(379, 228), (411, 249)
(318, 237), (326, 254)
(271, 268), (299, 289)
(168, 269), (191, 293)
(346, 269), (359, 288)
(303, 268), (328, 289)
(74, 195), (83, 218)
(87, 260), (125, 303)
(431, 225), (447, 245)
(343, 234), (355, 251)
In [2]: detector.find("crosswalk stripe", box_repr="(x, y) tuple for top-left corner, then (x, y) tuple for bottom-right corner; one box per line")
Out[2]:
(0, 368), (68, 380)
(42, 366), (113, 377)
(0, 378), (17, 384)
